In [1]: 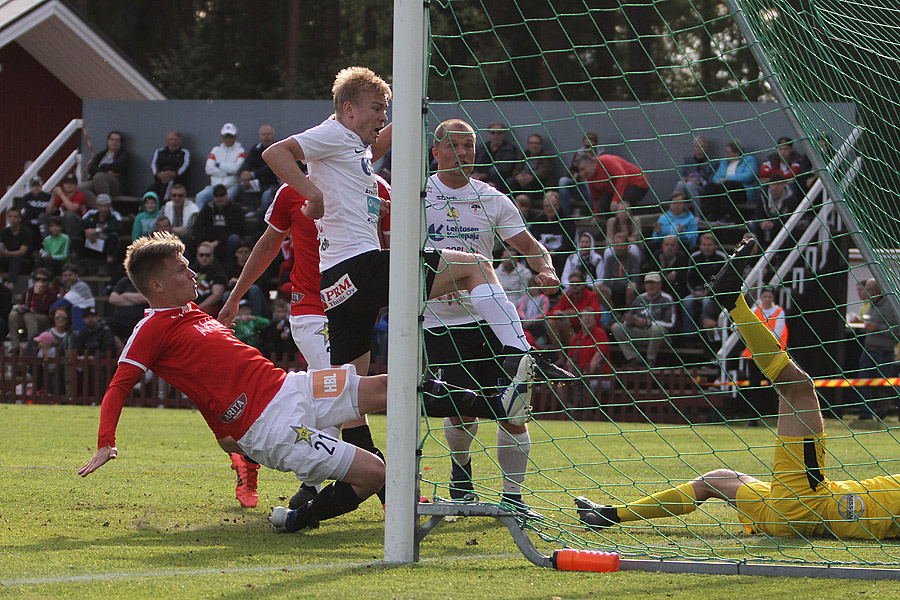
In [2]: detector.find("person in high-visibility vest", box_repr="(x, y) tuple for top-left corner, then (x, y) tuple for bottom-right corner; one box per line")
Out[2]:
(741, 287), (787, 424)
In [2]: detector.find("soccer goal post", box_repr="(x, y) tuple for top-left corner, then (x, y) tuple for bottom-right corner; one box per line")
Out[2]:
(387, 0), (900, 575)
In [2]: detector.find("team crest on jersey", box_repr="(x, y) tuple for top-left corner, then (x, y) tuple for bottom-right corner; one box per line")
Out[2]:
(361, 156), (373, 176)
(291, 292), (305, 304)
(321, 274), (358, 309)
(469, 202), (483, 215)
(219, 393), (247, 423)
(291, 424), (314, 445)
(837, 494), (865, 521)
(446, 206), (460, 219)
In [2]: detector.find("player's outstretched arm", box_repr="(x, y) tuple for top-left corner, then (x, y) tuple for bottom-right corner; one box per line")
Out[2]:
(218, 225), (286, 327)
(78, 445), (117, 477)
(262, 138), (324, 219)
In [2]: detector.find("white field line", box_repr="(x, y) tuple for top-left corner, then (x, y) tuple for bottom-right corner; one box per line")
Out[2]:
(1, 553), (521, 587)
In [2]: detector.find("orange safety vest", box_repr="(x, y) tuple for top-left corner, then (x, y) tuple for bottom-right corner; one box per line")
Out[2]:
(742, 305), (788, 358)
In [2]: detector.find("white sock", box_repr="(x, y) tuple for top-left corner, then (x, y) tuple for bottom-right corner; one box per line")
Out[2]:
(470, 284), (529, 351)
(497, 427), (531, 495)
(444, 418), (478, 466)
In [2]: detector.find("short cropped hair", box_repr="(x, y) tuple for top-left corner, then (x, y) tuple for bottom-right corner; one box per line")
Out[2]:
(332, 66), (392, 115)
(125, 231), (185, 296)
(433, 119), (475, 148)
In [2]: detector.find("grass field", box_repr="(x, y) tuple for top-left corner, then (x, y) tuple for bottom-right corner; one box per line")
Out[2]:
(3, 403), (900, 599)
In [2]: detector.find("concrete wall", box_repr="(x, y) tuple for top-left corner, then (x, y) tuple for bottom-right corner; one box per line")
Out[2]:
(83, 99), (856, 201)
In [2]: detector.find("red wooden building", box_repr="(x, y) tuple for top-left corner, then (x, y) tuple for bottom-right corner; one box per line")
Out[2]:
(0, 0), (164, 191)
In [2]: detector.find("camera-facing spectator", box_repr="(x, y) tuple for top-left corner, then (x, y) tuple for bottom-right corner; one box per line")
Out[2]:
(0, 206), (33, 287)
(150, 130), (191, 202)
(161, 184), (199, 239)
(8, 267), (57, 350)
(80, 130), (130, 206)
(81, 194), (122, 275)
(611, 272), (676, 369)
(131, 191), (160, 241)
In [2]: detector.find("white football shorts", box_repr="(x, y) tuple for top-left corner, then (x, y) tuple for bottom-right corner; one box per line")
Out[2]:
(237, 366), (361, 486)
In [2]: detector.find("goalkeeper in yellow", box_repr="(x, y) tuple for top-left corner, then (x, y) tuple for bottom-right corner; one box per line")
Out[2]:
(577, 237), (900, 539)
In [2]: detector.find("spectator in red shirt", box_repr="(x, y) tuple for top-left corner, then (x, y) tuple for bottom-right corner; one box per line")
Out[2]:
(547, 271), (604, 356)
(44, 174), (87, 246)
(572, 151), (650, 220)
(563, 310), (612, 376)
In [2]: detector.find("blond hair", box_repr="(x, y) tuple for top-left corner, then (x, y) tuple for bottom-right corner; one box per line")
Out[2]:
(332, 66), (391, 115)
(125, 231), (185, 296)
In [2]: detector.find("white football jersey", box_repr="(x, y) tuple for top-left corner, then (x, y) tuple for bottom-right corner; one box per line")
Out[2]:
(423, 174), (526, 329)
(292, 119), (381, 271)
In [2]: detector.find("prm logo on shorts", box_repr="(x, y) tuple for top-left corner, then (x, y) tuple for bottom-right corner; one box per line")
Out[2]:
(321, 274), (357, 309)
(312, 369), (348, 398)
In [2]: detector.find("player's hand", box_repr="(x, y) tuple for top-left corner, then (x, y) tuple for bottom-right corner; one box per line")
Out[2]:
(379, 197), (391, 218)
(217, 299), (239, 328)
(434, 292), (461, 306)
(78, 445), (117, 477)
(533, 271), (560, 295)
(302, 196), (324, 220)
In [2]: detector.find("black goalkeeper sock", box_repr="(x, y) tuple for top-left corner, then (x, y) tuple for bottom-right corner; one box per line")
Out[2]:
(287, 481), (364, 531)
(342, 425), (386, 504)
(421, 379), (502, 419)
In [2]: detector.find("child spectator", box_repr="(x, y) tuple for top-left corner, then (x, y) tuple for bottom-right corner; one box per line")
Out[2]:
(132, 192), (160, 241)
(259, 297), (297, 359)
(605, 201), (641, 250)
(232, 299), (270, 349)
(39, 216), (70, 274)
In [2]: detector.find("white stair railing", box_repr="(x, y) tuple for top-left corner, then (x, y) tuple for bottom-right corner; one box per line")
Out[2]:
(1, 119), (83, 212)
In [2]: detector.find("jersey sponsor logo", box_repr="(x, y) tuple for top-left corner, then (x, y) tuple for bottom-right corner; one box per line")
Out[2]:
(219, 393), (247, 423)
(193, 316), (229, 336)
(428, 222), (480, 243)
(469, 202), (483, 215)
(320, 274), (358, 309)
(837, 494), (865, 521)
(366, 195), (381, 223)
(312, 368), (347, 398)
(361, 156), (373, 176)
(446, 207), (459, 219)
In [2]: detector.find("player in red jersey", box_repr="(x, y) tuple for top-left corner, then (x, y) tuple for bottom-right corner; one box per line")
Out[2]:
(219, 176), (390, 509)
(78, 232), (389, 532)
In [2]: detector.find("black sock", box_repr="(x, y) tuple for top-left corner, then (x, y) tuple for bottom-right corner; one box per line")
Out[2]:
(421, 379), (502, 419)
(287, 481), (364, 531)
(342, 425), (386, 504)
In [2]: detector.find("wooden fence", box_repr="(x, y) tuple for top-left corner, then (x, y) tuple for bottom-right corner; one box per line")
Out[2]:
(0, 350), (724, 424)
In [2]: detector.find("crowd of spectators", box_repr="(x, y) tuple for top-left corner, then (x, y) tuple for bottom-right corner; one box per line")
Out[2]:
(2, 121), (827, 396)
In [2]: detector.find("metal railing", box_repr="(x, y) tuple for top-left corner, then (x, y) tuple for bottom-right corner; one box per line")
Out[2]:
(1, 119), (83, 214)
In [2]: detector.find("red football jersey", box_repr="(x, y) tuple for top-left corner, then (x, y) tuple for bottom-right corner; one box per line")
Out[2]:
(265, 177), (391, 317)
(265, 184), (324, 317)
(97, 303), (287, 447)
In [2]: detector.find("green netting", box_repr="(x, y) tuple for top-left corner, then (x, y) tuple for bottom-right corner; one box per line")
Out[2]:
(414, 0), (900, 569)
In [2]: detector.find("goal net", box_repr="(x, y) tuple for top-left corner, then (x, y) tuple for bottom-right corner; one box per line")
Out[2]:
(412, 0), (900, 569)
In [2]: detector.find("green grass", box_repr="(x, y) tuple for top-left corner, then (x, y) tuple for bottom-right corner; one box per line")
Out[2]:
(3, 404), (900, 599)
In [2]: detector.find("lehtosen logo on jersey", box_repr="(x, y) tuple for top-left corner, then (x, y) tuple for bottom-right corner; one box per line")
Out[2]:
(837, 494), (866, 521)
(219, 393), (247, 423)
(428, 223), (446, 242)
(321, 274), (358, 309)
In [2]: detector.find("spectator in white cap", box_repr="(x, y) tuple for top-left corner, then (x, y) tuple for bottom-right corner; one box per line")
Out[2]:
(195, 123), (246, 209)
(610, 271), (677, 369)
